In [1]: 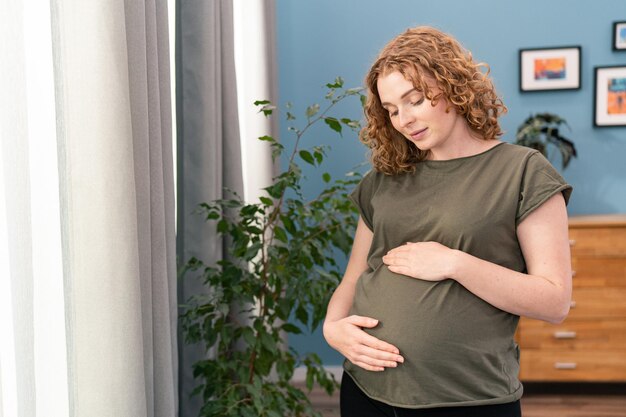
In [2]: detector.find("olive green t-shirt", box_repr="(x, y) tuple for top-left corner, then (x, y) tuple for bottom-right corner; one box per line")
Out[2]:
(345, 142), (572, 409)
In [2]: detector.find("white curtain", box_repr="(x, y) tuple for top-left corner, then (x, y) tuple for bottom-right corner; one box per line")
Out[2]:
(0, 1), (177, 416)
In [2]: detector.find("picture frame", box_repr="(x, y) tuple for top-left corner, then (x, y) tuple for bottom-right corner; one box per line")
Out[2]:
(594, 65), (626, 127)
(614, 21), (626, 51)
(519, 46), (581, 92)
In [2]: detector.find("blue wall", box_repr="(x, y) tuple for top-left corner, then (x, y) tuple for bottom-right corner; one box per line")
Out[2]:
(276, 0), (626, 365)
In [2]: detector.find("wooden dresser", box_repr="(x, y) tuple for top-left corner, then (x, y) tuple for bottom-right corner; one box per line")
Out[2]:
(517, 214), (626, 381)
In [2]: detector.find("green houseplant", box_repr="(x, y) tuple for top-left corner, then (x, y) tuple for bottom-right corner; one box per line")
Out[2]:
(515, 113), (577, 169)
(180, 78), (365, 417)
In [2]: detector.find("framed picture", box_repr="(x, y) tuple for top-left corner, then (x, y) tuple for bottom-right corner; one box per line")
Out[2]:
(614, 21), (626, 51)
(594, 66), (626, 127)
(519, 46), (581, 92)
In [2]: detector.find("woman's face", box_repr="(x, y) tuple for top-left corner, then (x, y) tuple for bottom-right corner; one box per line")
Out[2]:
(377, 71), (470, 159)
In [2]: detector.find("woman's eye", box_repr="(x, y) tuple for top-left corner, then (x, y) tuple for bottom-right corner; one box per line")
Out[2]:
(411, 98), (424, 106)
(389, 110), (398, 117)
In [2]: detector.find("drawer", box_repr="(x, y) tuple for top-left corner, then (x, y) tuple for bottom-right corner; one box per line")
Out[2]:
(568, 287), (626, 319)
(518, 318), (626, 350)
(569, 227), (626, 256)
(571, 257), (626, 287)
(520, 350), (626, 382)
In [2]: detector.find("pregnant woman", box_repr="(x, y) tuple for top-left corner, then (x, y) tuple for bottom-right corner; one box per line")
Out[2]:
(323, 26), (573, 417)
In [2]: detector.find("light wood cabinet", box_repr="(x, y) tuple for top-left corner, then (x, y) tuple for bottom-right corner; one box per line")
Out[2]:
(518, 215), (626, 382)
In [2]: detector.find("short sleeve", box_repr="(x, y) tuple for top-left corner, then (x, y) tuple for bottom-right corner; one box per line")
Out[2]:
(349, 170), (376, 231)
(516, 152), (573, 225)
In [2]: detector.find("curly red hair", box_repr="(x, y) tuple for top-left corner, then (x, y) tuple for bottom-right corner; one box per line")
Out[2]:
(361, 26), (507, 175)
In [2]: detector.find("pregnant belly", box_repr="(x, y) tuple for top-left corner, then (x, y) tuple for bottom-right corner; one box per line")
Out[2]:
(351, 265), (515, 359)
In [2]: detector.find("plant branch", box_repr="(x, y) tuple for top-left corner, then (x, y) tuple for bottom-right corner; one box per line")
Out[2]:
(264, 97), (344, 233)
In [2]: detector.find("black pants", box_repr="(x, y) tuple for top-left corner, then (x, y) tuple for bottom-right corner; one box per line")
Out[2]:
(340, 372), (522, 417)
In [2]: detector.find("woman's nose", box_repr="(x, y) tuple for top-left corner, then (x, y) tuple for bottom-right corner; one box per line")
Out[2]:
(398, 109), (414, 128)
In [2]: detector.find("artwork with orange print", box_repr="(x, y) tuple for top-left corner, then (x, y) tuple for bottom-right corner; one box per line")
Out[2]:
(534, 57), (566, 80)
(607, 77), (626, 115)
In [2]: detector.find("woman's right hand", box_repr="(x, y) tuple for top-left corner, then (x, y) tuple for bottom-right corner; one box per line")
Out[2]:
(323, 315), (404, 372)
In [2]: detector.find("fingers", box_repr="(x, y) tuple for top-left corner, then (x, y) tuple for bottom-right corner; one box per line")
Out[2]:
(346, 315), (379, 329)
(359, 330), (401, 355)
(347, 345), (404, 372)
(383, 254), (410, 266)
(352, 361), (385, 372)
(330, 315), (405, 372)
(345, 315), (402, 354)
(348, 344), (405, 372)
(358, 344), (404, 365)
(382, 253), (411, 277)
(382, 249), (412, 265)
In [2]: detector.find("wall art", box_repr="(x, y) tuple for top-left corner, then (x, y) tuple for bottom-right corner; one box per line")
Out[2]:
(519, 46), (581, 92)
(613, 21), (626, 51)
(594, 65), (626, 127)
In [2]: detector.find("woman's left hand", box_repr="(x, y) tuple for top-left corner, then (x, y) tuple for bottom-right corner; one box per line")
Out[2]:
(382, 241), (456, 281)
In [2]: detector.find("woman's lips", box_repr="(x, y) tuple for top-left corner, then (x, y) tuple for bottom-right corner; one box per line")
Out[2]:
(410, 127), (428, 140)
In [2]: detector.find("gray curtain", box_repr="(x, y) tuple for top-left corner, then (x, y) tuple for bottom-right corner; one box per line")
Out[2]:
(123, 1), (179, 416)
(175, 1), (244, 416)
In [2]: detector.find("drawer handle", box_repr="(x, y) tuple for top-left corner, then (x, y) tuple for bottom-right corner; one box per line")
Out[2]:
(554, 331), (577, 339)
(569, 239), (576, 247)
(554, 362), (577, 370)
(570, 300), (576, 308)
(571, 270), (577, 278)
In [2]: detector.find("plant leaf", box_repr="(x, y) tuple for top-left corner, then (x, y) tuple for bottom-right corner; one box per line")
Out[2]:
(326, 77), (344, 89)
(274, 226), (288, 243)
(299, 150), (315, 165)
(360, 94), (367, 108)
(306, 104), (320, 118)
(281, 323), (302, 334)
(324, 117), (342, 135)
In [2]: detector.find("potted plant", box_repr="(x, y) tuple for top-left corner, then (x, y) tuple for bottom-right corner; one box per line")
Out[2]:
(180, 78), (364, 417)
(515, 113), (577, 169)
